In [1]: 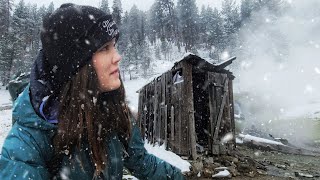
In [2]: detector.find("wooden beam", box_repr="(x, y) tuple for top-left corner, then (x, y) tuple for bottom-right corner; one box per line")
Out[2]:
(171, 105), (175, 141)
(213, 78), (229, 141)
(183, 62), (197, 160)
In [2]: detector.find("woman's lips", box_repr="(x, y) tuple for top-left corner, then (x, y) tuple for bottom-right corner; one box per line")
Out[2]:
(110, 69), (119, 75)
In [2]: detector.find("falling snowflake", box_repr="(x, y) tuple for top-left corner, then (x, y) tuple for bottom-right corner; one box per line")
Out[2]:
(52, 65), (58, 73)
(221, 132), (233, 144)
(85, 39), (91, 45)
(88, 14), (95, 20)
(53, 33), (58, 40)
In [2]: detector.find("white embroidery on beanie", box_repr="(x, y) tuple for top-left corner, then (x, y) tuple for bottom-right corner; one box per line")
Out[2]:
(101, 20), (118, 37)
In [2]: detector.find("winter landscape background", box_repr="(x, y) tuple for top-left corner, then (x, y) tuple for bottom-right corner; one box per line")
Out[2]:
(0, 0), (320, 173)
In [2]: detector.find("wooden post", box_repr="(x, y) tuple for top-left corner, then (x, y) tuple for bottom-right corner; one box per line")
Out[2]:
(208, 73), (218, 154)
(229, 78), (236, 149)
(171, 105), (175, 141)
(213, 78), (229, 141)
(183, 63), (197, 160)
(213, 78), (229, 155)
(164, 104), (168, 148)
(153, 80), (158, 144)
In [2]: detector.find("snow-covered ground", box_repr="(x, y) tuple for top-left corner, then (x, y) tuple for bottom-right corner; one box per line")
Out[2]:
(0, 86), (12, 150)
(0, 109), (12, 151)
(0, 86), (11, 106)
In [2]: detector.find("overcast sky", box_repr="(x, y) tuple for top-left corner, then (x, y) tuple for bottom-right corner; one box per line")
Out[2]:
(17, 0), (223, 12)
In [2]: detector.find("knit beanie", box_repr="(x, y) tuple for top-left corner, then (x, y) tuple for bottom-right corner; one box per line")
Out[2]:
(40, 3), (119, 95)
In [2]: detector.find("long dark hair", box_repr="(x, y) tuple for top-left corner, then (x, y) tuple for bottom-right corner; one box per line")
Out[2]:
(52, 62), (131, 174)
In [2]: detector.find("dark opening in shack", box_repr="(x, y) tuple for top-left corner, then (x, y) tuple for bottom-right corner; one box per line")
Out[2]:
(192, 69), (210, 151)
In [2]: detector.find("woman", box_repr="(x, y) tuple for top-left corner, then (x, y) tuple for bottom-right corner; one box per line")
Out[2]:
(0, 3), (185, 180)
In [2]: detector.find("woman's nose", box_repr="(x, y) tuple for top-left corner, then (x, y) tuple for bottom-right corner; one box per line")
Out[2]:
(113, 50), (122, 64)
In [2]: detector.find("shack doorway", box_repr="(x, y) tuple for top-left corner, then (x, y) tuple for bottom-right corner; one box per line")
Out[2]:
(192, 69), (210, 151)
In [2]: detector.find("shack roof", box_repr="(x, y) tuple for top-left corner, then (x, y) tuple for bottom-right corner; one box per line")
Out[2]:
(137, 54), (236, 93)
(173, 54), (236, 75)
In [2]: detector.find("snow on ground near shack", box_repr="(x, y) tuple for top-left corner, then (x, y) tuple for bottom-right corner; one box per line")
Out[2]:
(144, 142), (191, 172)
(237, 134), (284, 145)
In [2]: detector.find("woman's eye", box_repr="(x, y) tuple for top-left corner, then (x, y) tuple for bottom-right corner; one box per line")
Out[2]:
(101, 46), (109, 51)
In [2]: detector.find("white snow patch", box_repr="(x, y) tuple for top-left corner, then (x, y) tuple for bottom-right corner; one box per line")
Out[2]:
(212, 169), (231, 178)
(123, 175), (139, 180)
(0, 109), (12, 151)
(182, 52), (195, 58)
(238, 134), (284, 146)
(144, 142), (191, 172)
(0, 86), (11, 106)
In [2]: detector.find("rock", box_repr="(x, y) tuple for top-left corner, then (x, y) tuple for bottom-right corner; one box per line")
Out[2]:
(275, 163), (287, 170)
(204, 162), (221, 170)
(257, 169), (267, 175)
(228, 166), (240, 177)
(244, 171), (256, 178)
(237, 163), (252, 173)
(191, 160), (203, 173)
(203, 168), (214, 178)
(204, 157), (214, 164)
(295, 172), (314, 178)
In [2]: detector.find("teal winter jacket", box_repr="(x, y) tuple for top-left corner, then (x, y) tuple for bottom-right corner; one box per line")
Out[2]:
(0, 86), (185, 180)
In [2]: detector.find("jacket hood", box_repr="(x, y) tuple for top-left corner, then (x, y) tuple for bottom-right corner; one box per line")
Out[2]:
(12, 84), (56, 131)
(29, 50), (59, 123)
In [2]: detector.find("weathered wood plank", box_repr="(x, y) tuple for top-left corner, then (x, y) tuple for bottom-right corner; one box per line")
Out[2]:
(164, 104), (168, 148)
(208, 72), (217, 154)
(213, 78), (229, 141)
(183, 62), (197, 159)
(171, 105), (175, 141)
(153, 80), (158, 144)
(229, 79), (236, 148)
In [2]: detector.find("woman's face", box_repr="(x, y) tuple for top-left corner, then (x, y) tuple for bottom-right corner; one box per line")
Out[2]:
(92, 39), (122, 92)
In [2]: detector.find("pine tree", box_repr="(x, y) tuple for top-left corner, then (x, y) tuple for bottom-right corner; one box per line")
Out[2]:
(207, 8), (225, 60)
(177, 0), (199, 53)
(0, 0), (13, 84)
(11, 0), (34, 74)
(199, 5), (207, 45)
(240, 0), (255, 22)
(221, 0), (241, 53)
(112, 0), (122, 26)
(0, 0), (12, 37)
(29, 4), (41, 58)
(150, 0), (176, 42)
(221, 0), (241, 36)
(38, 5), (47, 19)
(47, 2), (54, 15)
(100, 0), (110, 14)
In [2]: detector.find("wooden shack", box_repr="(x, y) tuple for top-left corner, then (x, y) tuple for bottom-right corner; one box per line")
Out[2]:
(137, 54), (236, 160)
